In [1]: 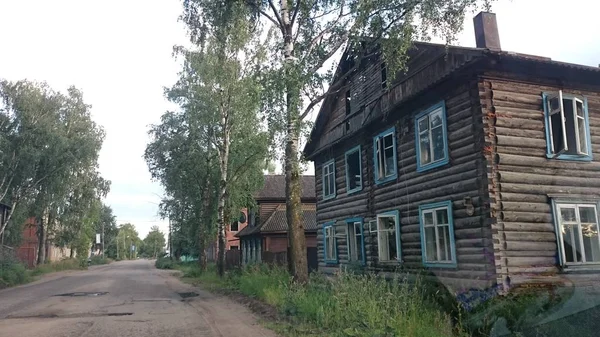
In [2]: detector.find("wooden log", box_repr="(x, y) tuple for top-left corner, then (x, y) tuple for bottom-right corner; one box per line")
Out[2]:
(499, 165), (600, 179)
(455, 238), (485, 248)
(495, 119), (544, 132)
(500, 222), (555, 232)
(501, 201), (551, 213)
(496, 135), (546, 148)
(505, 256), (555, 267)
(496, 146), (543, 157)
(499, 171), (600, 188)
(500, 193), (548, 203)
(454, 216), (485, 229)
(494, 106), (543, 120)
(492, 89), (543, 105)
(504, 250), (557, 257)
(455, 228), (484, 240)
(500, 211), (552, 223)
(506, 266), (557, 274)
(505, 241), (556, 251)
(497, 153), (600, 170)
(448, 123), (474, 143)
(495, 127), (543, 139)
(503, 231), (556, 242)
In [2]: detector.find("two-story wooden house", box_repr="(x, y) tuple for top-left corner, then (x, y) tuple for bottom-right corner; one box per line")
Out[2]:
(303, 12), (600, 292)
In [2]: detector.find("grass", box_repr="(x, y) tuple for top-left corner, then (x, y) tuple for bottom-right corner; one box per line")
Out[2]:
(89, 256), (113, 266)
(158, 261), (466, 337)
(0, 258), (87, 289)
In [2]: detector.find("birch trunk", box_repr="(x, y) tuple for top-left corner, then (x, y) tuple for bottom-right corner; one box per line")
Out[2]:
(36, 212), (47, 265)
(216, 100), (231, 277)
(282, 0), (308, 284)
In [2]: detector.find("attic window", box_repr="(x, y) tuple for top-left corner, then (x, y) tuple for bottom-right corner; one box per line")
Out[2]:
(543, 91), (592, 161)
(381, 63), (387, 89)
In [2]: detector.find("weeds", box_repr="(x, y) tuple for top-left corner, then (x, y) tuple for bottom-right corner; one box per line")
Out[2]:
(0, 258), (86, 289)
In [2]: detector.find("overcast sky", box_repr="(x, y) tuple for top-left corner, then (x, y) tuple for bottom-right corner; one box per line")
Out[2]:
(0, 0), (597, 238)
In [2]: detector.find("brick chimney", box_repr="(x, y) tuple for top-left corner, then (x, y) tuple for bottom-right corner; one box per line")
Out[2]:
(473, 12), (501, 50)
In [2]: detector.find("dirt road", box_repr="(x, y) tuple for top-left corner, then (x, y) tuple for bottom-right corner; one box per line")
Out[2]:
(0, 259), (277, 337)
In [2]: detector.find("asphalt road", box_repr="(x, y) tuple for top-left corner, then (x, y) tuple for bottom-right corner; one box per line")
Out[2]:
(0, 260), (277, 337)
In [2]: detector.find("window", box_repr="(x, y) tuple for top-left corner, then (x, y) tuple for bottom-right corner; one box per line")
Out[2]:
(345, 146), (362, 194)
(419, 201), (457, 268)
(376, 211), (400, 262)
(346, 218), (364, 264)
(230, 246), (238, 250)
(230, 221), (239, 232)
(553, 201), (600, 266)
(373, 127), (397, 184)
(323, 222), (337, 263)
(415, 101), (449, 172)
(322, 159), (336, 200)
(543, 91), (592, 161)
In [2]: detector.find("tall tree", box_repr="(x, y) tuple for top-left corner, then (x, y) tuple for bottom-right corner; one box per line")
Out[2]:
(181, 0), (493, 283)
(147, 17), (270, 274)
(142, 226), (166, 259)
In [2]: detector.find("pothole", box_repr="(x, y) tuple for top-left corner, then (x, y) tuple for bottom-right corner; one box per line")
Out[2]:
(55, 292), (109, 297)
(177, 292), (199, 299)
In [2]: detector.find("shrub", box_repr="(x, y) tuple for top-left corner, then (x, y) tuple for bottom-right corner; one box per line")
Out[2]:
(0, 260), (30, 287)
(155, 257), (174, 269)
(89, 256), (112, 265)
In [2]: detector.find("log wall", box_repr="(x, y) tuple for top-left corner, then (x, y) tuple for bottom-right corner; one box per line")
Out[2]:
(482, 77), (600, 286)
(314, 81), (497, 291)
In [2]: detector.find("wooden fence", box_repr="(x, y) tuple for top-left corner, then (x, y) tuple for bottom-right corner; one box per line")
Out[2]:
(225, 249), (242, 270)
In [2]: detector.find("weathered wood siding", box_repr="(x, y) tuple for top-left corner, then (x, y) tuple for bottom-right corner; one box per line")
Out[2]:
(315, 82), (497, 290)
(482, 78), (600, 286)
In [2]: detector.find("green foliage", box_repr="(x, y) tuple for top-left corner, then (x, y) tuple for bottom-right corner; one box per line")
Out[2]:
(155, 257), (175, 270)
(141, 225), (166, 258)
(114, 223), (141, 260)
(0, 259), (30, 288)
(88, 256), (112, 266)
(174, 264), (466, 337)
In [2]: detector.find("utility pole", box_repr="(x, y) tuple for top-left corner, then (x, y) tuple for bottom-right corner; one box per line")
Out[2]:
(101, 221), (105, 259)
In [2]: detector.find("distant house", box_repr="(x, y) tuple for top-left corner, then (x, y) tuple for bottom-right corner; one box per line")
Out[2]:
(17, 217), (74, 268)
(303, 11), (600, 292)
(235, 175), (317, 267)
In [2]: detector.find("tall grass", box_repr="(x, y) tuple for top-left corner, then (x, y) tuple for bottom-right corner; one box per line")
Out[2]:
(172, 263), (465, 337)
(0, 258), (86, 289)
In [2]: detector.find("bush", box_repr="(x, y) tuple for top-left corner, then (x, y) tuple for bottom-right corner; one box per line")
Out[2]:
(0, 260), (30, 288)
(155, 257), (174, 269)
(89, 256), (112, 265)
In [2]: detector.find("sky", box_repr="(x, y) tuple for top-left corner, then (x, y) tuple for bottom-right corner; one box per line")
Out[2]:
(0, 0), (598, 238)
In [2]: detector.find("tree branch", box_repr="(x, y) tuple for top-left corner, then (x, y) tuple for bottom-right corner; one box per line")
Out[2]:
(291, 0), (300, 26)
(229, 150), (263, 183)
(246, 0), (283, 33)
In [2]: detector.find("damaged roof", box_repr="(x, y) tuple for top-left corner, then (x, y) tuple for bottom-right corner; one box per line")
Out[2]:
(255, 175), (316, 201)
(235, 204), (317, 237)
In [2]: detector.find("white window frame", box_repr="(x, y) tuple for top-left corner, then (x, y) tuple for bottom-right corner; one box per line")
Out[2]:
(376, 211), (400, 262)
(346, 219), (364, 263)
(373, 128), (397, 184)
(554, 202), (600, 266)
(419, 201), (457, 268)
(322, 159), (336, 200)
(323, 223), (337, 263)
(544, 91), (591, 160)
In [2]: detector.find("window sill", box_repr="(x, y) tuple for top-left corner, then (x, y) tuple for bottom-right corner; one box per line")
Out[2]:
(346, 187), (363, 195)
(546, 153), (593, 162)
(560, 264), (600, 274)
(417, 158), (450, 173)
(374, 175), (397, 186)
(423, 261), (457, 269)
(322, 194), (336, 201)
(324, 260), (339, 265)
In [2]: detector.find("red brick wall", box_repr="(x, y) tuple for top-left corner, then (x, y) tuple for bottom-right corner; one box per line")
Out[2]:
(225, 208), (248, 250)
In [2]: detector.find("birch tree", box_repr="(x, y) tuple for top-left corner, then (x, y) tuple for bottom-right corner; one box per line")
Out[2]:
(181, 0), (493, 283)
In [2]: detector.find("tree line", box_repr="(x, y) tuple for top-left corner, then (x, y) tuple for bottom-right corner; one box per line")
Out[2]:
(146, 0), (492, 281)
(0, 80), (110, 264)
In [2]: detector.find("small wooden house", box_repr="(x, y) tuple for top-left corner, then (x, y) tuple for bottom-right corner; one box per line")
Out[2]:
(303, 12), (600, 292)
(236, 175), (317, 265)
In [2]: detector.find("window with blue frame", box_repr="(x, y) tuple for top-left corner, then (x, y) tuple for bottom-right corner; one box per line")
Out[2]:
(345, 146), (362, 194)
(373, 127), (397, 184)
(376, 211), (400, 262)
(552, 200), (600, 266)
(419, 201), (457, 267)
(345, 218), (365, 264)
(322, 159), (336, 200)
(323, 222), (337, 263)
(415, 101), (449, 172)
(543, 91), (592, 161)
